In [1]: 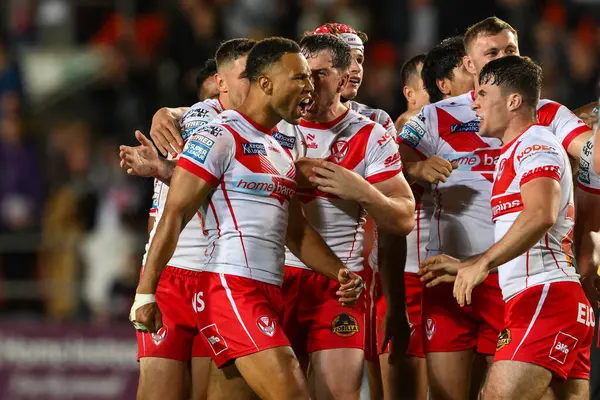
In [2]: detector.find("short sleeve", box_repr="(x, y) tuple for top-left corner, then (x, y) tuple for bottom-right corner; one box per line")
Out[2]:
(149, 178), (161, 217)
(364, 123), (402, 184)
(177, 124), (234, 186)
(397, 107), (437, 159)
(373, 109), (398, 140)
(538, 101), (590, 151)
(179, 103), (220, 142)
(515, 135), (564, 187)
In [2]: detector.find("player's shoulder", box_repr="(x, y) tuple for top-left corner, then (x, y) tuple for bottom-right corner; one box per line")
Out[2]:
(181, 101), (222, 140)
(272, 122), (300, 150)
(432, 91), (475, 109)
(522, 124), (561, 145)
(536, 98), (568, 123)
(349, 101), (394, 129)
(513, 125), (563, 162)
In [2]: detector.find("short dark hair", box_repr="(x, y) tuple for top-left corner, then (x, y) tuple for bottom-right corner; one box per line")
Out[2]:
(245, 37), (301, 83)
(299, 34), (352, 71)
(421, 36), (465, 103)
(215, 38), (257, 70)
(197, 58), (217, 90)
(401, 53), (427, 87)
(464, 17), (518, 51)
(479, 56), (541, 110)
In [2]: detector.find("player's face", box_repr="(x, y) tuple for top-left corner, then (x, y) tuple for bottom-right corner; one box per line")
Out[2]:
(448, 62), (475, 96)
(304, 49), (349, 120)
(269, 52), (314, 125)
(222, 56), (250, 108)
(469, 30), (520, 76)
(412, 63), (430, 109)
(472, 82), (508, 138)
(342, 48), (364, 99)
(199, 74), (219, 101)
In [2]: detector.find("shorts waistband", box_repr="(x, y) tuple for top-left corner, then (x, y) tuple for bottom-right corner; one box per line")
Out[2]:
(141, 265), (204, 278)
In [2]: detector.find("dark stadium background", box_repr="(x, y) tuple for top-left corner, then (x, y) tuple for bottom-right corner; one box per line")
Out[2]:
(0, 0), (598, 398)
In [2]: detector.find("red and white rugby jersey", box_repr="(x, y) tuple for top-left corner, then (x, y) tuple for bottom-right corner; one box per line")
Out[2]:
(349, 100), (398, 139)
(177, 110), (297, 285)
(275, 108), (403, 272)
(143, 100), (222, 271)
(578, 135), (600, 193)
(368, 183), (434, 273)
(492, 124), (579, 301)
(537, 99), (590, 153)
(398, 91), (502, 259)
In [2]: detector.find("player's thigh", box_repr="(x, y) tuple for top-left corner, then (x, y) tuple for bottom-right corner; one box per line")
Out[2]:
(366, 360), (383, 400)
(482, 360), (552, 400)
(469, 354), (493, 399)
(426, 349), (474, 400)
(407, 356), (428, 400)
(138, 357), (188, 400)
(206, 360), (259, 400)
(235, 345), (309, 400)
(190, 357), (211, 400)
(542, 378), (589, 400)
(309, 348), (364, 400)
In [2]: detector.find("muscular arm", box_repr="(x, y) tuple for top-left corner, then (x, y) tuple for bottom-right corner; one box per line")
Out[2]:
(285, 197), (345, 281)
(147, 216), (155, 236)
(479, 178), (561, 271)
(366, 174), (415, 235)
(566, 129), (593, 161)
(575, 189), (600, 279)
(137, 168), (215, 294)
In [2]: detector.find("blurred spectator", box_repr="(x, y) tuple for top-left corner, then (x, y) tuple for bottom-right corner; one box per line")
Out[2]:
(0, 34), (24, 115)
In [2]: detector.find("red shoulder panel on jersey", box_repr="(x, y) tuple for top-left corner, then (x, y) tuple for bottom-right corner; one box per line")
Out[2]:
(178, 158), (220, 186)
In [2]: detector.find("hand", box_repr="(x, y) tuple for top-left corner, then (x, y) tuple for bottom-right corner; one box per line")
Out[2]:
(380, 308), (411, 364)
(129, 295), (163, 333)
(419, 254), (460, 287)
(581, 273), (600, 310)
(453, 260), (489, 307)
(590, 231), (600, 267)
(413, 155), (458, 184)
(579, 112), (597, 129)
(120, 130), (165, 178)
(309, 160), (369, 201)
(295, 157), (323, 189)
(150, 107), (184, 156)
(336, 268), (364, 306)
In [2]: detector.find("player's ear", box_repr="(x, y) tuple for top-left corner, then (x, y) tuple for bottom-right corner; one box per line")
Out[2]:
(215, 73), (228, 94)
(258, 75), (273, 95)
(436, 78), (451, 97)
(338, 71), (350, 93)
(403, 85), (414, 105)
(463, 55), (477, 76)
(507, 93), (522, 111)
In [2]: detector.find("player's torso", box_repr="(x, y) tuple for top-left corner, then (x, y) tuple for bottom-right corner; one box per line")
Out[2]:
(492, 126), (578, 300)
(277, 109), (387, 271)
(142, 100), (222, 270)
(426, 93), (502, 258)
(202, 112), (297, 285)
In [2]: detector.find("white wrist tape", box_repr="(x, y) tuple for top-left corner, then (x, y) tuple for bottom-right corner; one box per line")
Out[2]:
(129, 293), (157, 332)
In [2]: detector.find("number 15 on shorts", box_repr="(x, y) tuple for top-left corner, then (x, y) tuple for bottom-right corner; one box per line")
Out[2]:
(193, 292), (205, 312)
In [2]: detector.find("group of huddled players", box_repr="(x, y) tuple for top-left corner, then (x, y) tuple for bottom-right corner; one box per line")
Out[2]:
(120, 15), (600, 400)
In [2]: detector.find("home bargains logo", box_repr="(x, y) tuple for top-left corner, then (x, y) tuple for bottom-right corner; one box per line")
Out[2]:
(233, 174), (296, 204)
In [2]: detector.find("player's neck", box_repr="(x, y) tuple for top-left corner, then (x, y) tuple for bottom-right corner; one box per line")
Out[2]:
(218, 94), (233, 111)
(501, 112), (537, 144)
(310, 98), (348, 123)
(236, 93), (281, 132)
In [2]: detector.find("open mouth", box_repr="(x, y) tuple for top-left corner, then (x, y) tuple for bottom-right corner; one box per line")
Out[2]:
(348, 76), (361, 86)
(298, 96), (315, 116)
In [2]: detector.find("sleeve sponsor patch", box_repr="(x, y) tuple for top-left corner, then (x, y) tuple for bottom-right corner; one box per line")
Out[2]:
(183, 135), (215, 164)
(399, 120), (426, 147)
(271, 131), (296, 149)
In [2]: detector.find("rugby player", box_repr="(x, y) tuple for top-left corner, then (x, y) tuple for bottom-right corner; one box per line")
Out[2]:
(131, 37), (364, 400)
(197, 58), (219, 101)
(273, 33), (415, 400)
(395, 54), (429, 130)
(127, 38), (256, 400)
(423, 55), (594, 400)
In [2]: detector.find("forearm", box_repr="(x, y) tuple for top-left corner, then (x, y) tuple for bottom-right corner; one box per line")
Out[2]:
(147, 216), (156, 237)
(359, 185), (415, 235)
(402, 161), (420, 185)
(137, 211), (186, 293)
(378, 230), (407, 310)
(286, 219), (343, 281)
(156, 159), (177, 185)
(481, 210), (553, 271)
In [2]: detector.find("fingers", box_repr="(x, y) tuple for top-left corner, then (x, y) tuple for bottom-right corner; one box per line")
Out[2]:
(154, 307), (163, 332)
(135, 130), (153, 147)
(453, 277), (467, 307)
(426, 274), (456, 288)
(150, 130), (171, 157)
(312, 166), (336, 178)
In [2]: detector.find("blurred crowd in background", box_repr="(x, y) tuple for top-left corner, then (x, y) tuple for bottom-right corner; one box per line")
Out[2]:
(0, 0), (599, 323)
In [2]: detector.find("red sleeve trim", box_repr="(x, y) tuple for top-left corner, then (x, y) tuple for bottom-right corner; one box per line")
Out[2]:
(562, 125), (590, 151)
(520, 169), (560, 186)
(177, 158), (220, 186)
(366, 167), (402, 184)
(577, 181), (600, 195)
(149, 208), (158, 217)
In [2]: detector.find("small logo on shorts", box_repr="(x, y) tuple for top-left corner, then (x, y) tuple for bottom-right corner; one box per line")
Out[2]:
(549, 331), (578, 365)
(331, 314), (359, 337)
(496, 328), (512, 351)
(425, 318), (436, 340)
(257, 315), (276, 337)
(151, 326), (168, 346)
